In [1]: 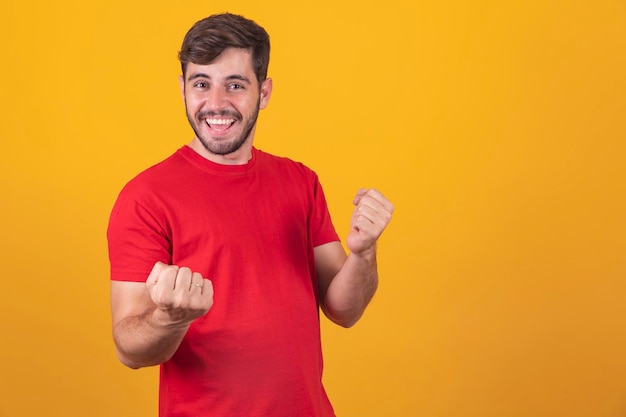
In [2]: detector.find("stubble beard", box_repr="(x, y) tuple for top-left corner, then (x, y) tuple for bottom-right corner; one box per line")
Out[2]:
(186, 104), (260, 156)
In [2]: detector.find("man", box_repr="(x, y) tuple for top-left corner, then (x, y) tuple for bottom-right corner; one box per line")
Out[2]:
(108, 12), (393, 417)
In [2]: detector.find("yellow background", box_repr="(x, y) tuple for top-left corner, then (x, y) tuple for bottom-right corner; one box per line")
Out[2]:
(1, 0), (625, 416)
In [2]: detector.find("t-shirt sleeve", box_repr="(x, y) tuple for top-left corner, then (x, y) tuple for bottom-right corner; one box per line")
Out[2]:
(107, 187), (172, 282)
(310, 173), (340, 247)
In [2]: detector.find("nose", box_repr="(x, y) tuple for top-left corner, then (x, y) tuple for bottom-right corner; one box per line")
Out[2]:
(205, 87), (228, 110)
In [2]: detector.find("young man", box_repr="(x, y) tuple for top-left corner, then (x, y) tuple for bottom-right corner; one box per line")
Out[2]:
(108, 13), (393, 417)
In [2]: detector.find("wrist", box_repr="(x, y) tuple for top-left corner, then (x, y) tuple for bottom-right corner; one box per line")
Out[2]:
(150, 308), (194, 331)
(349, 245), (377, 262)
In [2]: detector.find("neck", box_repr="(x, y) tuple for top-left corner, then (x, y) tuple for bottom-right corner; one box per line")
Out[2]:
(188, 137), (254, 165)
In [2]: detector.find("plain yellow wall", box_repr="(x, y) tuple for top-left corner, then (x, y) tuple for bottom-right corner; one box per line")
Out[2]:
(1, 0), (625, 416)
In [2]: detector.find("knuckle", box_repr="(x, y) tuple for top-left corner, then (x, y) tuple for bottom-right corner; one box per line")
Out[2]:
(178, 266), (192, 276)
(161, 264), (178, 278)
(171, 294), (186, 310)
(152, 289), (169, 306)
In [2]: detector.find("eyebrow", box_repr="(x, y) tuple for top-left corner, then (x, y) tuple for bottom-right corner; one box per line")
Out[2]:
(187, 73), (252, 84)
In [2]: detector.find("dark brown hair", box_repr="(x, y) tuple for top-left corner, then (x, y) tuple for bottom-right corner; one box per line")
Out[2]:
(178, 13), (270, 84)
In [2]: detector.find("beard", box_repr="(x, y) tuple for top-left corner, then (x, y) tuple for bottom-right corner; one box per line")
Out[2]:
(185, 104), (260, 156)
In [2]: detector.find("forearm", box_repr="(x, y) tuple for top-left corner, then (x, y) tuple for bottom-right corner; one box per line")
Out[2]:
(317, 188), (392, 328)
(322, 248), (379, 328)
(113, 309), (190, 369)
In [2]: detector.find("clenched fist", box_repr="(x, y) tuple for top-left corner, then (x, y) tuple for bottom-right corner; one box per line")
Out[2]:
(346, 188), (394, 255)
(146, 262), (214, 326)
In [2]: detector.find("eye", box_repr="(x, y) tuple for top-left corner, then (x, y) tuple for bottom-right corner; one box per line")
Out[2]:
(193, 81), (208, 89)
(229, 83), (244, 91)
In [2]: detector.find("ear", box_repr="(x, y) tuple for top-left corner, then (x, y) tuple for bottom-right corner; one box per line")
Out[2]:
(259, 78), (273, 110)
(178, 75), (185, 100)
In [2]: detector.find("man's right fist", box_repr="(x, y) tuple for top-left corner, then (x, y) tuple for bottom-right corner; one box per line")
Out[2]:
(146, 261), (214, 326)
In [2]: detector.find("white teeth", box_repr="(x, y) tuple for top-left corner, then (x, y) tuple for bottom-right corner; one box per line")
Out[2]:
(206, 118), (235, 125)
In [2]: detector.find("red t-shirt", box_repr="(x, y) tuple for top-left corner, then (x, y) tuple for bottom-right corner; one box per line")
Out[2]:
(108, 146), (339, 417)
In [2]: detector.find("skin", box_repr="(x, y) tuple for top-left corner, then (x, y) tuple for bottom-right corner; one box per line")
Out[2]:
(181, 48), (272, 165)
(110, 47), (394, 369)
(315, 188), (394, 327)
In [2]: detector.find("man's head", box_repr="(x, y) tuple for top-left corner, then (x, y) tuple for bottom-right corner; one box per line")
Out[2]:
(179, 13), (270, 85)
(178, 14), (273, 164)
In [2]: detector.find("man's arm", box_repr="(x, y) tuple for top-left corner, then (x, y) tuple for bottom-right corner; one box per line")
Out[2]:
(316, 188), (393, 328)
(110, 262), (213, 369)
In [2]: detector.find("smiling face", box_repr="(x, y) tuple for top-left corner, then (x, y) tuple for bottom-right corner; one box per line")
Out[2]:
(180, 48), (272, 164)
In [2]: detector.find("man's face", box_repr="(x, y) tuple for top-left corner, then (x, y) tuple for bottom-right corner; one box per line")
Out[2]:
(180, 48), (272, 162)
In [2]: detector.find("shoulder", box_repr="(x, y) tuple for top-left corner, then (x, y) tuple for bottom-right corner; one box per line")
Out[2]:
(121, 149), (187, 192)
(254, 148), (318, 180)
(112, 149), (191, 208)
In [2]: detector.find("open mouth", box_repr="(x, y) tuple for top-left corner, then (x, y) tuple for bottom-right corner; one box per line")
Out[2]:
(205, 118), (236, 132)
